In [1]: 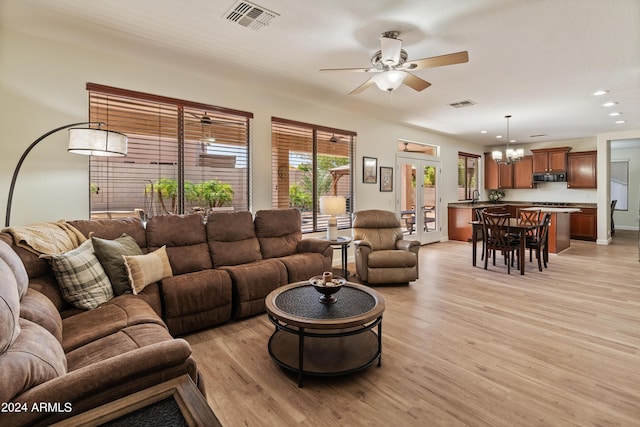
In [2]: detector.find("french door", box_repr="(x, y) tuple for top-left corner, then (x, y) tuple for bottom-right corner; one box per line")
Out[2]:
(397, 155), (441, 244)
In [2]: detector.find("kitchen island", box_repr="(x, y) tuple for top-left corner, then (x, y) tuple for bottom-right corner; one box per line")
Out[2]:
(448, 202), (592, 252)
(520, 207), (581, 253)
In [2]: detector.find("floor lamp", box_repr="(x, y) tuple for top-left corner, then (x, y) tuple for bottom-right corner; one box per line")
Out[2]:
(4, 122), (127, 227)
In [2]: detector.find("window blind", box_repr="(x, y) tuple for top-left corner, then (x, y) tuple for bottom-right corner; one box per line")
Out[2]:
(271, 118), (355, 233)
(87, 83), (252, 219)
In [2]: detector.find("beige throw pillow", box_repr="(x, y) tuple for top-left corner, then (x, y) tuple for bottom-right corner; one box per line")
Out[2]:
(123, 246), (173, 294)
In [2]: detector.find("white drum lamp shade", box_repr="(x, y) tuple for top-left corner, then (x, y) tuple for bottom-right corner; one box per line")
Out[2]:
(68, 128), (128, 157)
(320, 196), (346, 240)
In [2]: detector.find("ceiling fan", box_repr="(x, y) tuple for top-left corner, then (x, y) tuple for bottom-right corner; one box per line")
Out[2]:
(320, 31), (469, 95)
(186, 111), (215, 125)
(402, 141), (426, 152)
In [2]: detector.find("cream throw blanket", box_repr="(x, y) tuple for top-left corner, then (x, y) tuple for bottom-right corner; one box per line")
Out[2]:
(5, 221), (87, 255)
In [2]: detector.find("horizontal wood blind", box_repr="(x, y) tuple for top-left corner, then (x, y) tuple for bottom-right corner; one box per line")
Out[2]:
(271, 117), (355, 233)
(88, 84), (251, 218)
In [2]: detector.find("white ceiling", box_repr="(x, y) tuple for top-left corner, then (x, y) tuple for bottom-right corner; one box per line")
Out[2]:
(2, 0), (639, 146)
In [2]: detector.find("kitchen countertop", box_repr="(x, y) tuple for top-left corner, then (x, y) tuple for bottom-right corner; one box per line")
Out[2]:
(448, 201), (597, 209)
(520, 206), (581, 213)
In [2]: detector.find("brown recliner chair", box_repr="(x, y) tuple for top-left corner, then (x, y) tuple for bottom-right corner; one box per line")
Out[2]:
(352, 210), (420, 284)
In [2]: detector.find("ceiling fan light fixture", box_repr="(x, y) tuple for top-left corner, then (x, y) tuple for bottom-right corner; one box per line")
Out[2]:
(372, 70), (407, 92)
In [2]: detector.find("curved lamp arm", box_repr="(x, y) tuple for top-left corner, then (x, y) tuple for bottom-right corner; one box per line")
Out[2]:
(5, 121), (106, 227)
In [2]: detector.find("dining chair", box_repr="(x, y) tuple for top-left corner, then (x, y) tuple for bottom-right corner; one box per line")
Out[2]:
(518, 208), (541, 241)
(482, 212), (520, 274)
(525, 212), (551, 271)
(611, 200), (617, 235)
(473, 207), (486, 261)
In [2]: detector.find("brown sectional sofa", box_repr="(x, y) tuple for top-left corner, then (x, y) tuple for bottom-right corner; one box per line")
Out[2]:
(0, 208), (332, 426)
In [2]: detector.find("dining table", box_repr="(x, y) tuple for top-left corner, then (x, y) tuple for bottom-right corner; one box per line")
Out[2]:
(470, 218), (542, 275)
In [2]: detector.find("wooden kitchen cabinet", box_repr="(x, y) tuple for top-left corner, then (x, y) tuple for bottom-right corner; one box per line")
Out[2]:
(570, 208), (597, 241)
(484, 153), (513, 189)
(513, 156), (535, 188)
(484, 153), (498, 189)
(567, 151), (597, 189)
(531, 147), (570, 173)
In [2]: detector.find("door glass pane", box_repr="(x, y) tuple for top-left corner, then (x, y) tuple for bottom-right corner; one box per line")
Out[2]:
(400, 163), (417, 236)
(424, 165), (437, 232)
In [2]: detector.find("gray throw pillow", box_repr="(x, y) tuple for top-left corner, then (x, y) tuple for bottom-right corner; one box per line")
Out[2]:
(46, 239), (113, 310)
(92, 234), (143, 295)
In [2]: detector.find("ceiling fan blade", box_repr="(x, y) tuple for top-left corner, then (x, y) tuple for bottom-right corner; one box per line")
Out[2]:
(403, 73), (431, 91)
(320, 67), (376, 73)
(349, 78), (376, 95)
(380, 36), (402, 65)
(404, 51), (469, 70)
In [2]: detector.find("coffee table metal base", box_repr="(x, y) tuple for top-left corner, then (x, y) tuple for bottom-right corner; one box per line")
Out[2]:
(267, 317), (382, 387)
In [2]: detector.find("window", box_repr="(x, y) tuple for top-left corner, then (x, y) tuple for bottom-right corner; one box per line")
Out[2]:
(458, 152), (480, 200)
(87, 83), (252, 219)
(610, 160), (628, 211)
(271, 118), (355, 233)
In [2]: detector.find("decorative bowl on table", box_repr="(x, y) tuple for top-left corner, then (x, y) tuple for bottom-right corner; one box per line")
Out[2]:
(309, 274), (346, 304)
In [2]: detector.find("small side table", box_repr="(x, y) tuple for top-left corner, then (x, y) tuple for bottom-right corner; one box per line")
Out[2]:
(320, 236), (351, 278)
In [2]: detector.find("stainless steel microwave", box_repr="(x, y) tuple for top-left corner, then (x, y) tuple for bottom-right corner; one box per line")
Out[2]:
(532, 172), (566, 182)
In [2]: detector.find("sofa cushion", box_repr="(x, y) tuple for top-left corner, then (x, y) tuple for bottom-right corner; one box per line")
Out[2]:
(123, 246), (173, 294)
(92, 233), (143, 295)
(0, 250), (21, 353)
(206, 211), (262, 267)
(20, 288), (63, 344)
(0, 318), (67, 403)
(277, 252), (334, 283)
(69, 217), (147, 249)
(254, 209), (302, 259)
(0, 239), (29, 298)
(161, 269), (233, 335)
(45, 239), (114, 310)
(62, 295), (166, 353)
(367, 250), (417, 268)
(65, 323), (174, 372)
(146, 214), (213, 274)
(221, 259), (288, 319)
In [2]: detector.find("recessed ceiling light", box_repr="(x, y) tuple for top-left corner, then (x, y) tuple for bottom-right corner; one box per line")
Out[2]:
(593, 90), (609, 96)
(609, 112), (622, 116)
(615, 120), (626, 124)
(480, 130), (487, 134)
(496, 135), (503, 139)
(602, 101), (618, 107)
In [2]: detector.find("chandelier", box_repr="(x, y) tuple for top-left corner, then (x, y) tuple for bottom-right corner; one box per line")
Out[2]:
(492, 115), (523, 165)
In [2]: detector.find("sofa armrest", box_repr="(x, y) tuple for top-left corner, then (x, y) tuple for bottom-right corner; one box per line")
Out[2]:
(353, 239), (372, 251)
(8, 339), (196, 427)
(353, 240), (372, 281)
(296, 238), (332, 258)
(396, 239), (420, 254)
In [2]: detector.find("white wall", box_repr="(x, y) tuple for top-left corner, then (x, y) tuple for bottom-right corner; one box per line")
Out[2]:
(0, 27), (476, 234)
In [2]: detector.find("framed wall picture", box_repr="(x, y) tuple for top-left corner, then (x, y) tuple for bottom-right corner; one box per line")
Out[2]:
(380, 166), (393, 192)
(363, 156), (377, 183)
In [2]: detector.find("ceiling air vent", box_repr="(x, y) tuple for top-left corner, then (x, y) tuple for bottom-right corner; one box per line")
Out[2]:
(224, 1), (279, 30)
(448, 100), (477, 108)
(530, 134), (548, 138)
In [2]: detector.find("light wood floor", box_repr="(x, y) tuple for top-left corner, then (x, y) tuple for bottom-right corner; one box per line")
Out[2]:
(185, 231), (640, 426)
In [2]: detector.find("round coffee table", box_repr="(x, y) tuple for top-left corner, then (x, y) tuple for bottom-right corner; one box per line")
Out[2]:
(265, 281), (385, 387)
